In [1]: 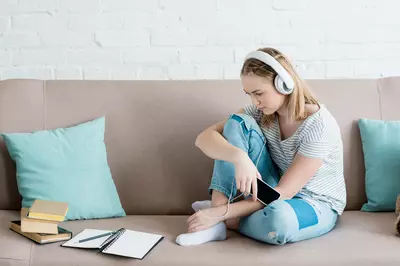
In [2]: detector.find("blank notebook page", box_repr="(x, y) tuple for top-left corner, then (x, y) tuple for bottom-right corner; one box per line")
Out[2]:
(101, 229), (163, 259)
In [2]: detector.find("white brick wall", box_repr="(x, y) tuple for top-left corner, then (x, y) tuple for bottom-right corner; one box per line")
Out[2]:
(0, 0), (399, 80)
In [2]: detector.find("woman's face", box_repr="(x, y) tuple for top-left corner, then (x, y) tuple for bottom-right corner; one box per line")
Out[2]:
(241, 74), (286, 115)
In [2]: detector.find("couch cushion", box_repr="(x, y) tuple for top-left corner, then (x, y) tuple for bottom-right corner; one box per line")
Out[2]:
(1, 116), (126, 221)
(1, 78), (400, 214)
(42, 79), (383, 213)
(2, 210), (399, 266)
(358, 119), (400, 212)
(378, 77), (400, 121)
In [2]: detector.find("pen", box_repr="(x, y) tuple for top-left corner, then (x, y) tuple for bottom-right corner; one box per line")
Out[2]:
(77, 231), (116, 243)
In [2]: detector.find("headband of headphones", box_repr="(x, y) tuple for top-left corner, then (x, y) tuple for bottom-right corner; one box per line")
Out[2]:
(244, 51), (295, 90)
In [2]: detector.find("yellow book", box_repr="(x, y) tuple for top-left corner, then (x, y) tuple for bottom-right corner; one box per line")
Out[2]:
(27, 199), (68, 222)
(20, 208), (58, 234)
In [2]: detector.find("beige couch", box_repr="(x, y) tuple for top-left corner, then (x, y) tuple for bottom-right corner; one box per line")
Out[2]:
(1, 78), (400, 266)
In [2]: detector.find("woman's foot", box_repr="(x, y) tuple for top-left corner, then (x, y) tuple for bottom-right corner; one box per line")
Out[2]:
(192, 200), (211, 212)
(188, 206), (227, 232)
(176, 206), (228, 246)
(192, 200), (240, 230)
(176, 222), (227, 246)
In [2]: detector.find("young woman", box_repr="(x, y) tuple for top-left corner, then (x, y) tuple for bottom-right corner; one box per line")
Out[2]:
(176, 47), (346, 246)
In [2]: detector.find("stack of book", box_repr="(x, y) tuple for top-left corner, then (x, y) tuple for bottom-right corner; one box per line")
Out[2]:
(10, 199), (73, 244)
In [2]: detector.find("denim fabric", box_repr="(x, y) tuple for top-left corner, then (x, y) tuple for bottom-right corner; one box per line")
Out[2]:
(208, 113), (338, 245)
(208, 113), (279, 199)
(238, 197), (337, 245)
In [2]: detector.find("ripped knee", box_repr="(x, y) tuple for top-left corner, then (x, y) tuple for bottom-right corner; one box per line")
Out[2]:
(238, 200), (297, 245)
(262, 200), (297, 245)
(263, 199), (319, 245)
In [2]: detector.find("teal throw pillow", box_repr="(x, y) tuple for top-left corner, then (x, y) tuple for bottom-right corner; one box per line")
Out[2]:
(1, 117), (126, 220)
(358, 118), (400, 212)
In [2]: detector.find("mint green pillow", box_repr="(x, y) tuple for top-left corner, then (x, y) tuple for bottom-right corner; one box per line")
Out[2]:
(358, 118), (400, 212)
(1, 117), (126, 220)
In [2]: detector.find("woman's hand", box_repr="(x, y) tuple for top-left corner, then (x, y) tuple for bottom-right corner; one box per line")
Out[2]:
(187, 207), (225, 233)
(233, 150), (261, 202)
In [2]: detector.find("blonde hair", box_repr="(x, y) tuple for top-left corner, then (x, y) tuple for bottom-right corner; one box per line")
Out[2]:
(240, 47), (319, 127)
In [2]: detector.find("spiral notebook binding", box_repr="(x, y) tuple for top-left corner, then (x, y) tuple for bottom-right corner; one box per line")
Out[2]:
(99, 228), (126, 252)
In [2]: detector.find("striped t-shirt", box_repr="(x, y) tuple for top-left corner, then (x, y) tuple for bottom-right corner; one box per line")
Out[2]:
(244, 103), (346, 215)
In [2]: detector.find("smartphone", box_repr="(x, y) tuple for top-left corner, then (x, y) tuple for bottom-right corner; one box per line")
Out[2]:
(250, 178), (281, 206)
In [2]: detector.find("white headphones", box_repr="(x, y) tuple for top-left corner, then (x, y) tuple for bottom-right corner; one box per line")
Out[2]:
(244, 51), (295, 95)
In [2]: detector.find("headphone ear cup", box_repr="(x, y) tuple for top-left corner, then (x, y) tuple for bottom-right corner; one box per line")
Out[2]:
(274, 75), (293, 95)
(274, 75), (285, 94)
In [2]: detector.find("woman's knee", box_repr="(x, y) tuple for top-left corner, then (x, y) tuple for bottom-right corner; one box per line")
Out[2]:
(223, 114), (259, 137)
(263, 200), (299, 245)
(239, 200), (298, 245)
(222, 113), (262, 149)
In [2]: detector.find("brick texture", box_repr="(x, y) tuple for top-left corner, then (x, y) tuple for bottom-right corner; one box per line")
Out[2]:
(0, 0), (399, 80)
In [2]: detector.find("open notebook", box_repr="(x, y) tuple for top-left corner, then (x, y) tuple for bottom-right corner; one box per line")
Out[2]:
(61, 228), (164, 259)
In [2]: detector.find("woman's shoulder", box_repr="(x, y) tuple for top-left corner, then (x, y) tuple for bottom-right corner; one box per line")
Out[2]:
(304, 103), (336, 124)
(305, 103), (320, 116)
(300, 104), (342, 139)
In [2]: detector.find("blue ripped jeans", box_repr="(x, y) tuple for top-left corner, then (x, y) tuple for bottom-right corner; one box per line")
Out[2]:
(208, 113), (338, 245)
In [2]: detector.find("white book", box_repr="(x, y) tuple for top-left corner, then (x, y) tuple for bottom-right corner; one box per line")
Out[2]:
(62, 228), (164, 260)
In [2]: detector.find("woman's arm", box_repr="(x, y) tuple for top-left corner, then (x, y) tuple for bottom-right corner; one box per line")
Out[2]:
(188, 197), (265, 231)
(274, 154), (323, 199)
(195, 108), (245, 164)
(276, 118), (330, 199)
(212, 154), (322, 220)
(221, 198), (264, 220)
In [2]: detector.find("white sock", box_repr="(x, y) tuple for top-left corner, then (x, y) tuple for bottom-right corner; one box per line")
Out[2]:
(191, 200), (212, 212)
(175, 222), (227, 246)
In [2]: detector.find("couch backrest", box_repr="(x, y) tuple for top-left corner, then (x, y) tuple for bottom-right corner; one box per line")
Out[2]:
(1, 78), (399, 214)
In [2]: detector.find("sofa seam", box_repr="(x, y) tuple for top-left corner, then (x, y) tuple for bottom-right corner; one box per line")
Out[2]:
(42, 80), (47, 130)
(376, 79), (383, 120)
(0, 258), (29, 261)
